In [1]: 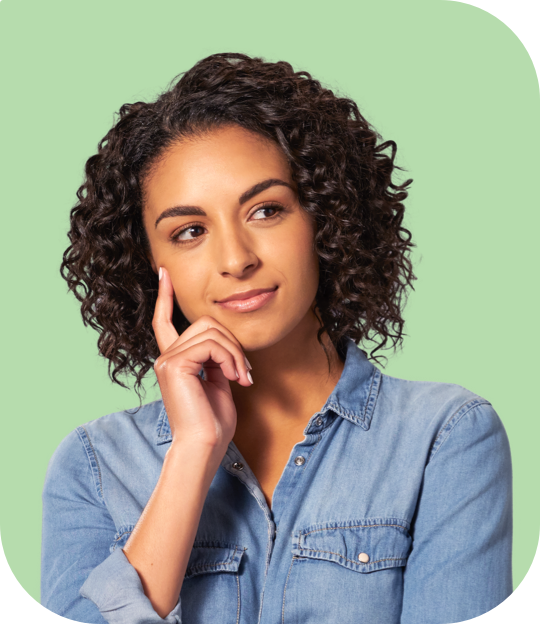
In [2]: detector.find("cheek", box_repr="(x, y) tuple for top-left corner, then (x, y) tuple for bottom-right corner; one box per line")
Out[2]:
(169, 263), (209, 322)
(271, 217), (319, 293)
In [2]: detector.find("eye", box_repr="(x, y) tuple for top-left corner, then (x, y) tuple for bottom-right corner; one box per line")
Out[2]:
(171, 204), (284, 245)
(250, 203), (283, 221)
(172, 223), (206, 243)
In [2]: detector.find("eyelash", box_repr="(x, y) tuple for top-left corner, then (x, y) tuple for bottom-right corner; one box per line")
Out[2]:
(170, 203), (285, 245)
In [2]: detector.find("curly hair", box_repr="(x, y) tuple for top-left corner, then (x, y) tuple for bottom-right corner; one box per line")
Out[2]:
(61, 52), (416, 399)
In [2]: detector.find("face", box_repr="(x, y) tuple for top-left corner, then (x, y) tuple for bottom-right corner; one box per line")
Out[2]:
(142, 124), (320, 351)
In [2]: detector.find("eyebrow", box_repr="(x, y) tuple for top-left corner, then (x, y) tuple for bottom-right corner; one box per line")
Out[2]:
(154, 178), (293, 228)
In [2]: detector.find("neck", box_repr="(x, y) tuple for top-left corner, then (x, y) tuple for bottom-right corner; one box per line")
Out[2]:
(231, 314), (345, 431)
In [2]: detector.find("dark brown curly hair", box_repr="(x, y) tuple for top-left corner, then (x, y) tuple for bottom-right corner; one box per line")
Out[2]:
(61, 52), (416, 399)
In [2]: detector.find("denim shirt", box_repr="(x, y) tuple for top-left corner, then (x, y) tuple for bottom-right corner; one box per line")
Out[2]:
(41, 339), (513, 624)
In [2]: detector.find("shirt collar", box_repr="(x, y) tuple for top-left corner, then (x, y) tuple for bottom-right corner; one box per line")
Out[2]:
(155, 338), (381, 445)
(318, 338), (381, 429)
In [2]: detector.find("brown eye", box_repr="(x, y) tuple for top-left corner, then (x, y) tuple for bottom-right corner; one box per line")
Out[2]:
(174, 224), (206, 242)
(251, 204), (282, 220)
(171, 205), (283, 245)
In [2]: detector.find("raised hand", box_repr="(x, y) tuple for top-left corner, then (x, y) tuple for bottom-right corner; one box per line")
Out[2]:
(152, 266), (253, 451)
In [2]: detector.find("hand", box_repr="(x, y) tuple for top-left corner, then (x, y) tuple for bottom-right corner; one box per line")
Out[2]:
(152, 267), (253, 453)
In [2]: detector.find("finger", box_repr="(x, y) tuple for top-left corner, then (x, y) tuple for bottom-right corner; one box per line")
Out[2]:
(166, 314), (252, 371)
(158, 327), (253, 386)
(152, 266), (180, 353)
(157, 339), (240, 385)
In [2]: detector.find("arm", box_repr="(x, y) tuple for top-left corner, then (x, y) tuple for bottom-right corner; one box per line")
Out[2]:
(105, 266), (252, 618)
(41, 424), (224, 624)
(42, 267), (251, 622)
(41, 427), (180, 624)
(401, 401), (513, 624)
(118, 438), (221, 618)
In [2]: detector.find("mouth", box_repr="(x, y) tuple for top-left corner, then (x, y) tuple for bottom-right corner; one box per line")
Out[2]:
(217, 286), (277, 303)
(216, 286), (278, 312)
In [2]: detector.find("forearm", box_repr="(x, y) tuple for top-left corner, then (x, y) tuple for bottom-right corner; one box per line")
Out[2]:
(123, 439), (223, 619)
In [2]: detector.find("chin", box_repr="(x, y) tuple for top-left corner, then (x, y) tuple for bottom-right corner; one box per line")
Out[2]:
(230, 317), (303, 353)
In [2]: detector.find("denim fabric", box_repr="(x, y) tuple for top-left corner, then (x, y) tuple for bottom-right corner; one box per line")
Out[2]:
(41, 339), (513, 624)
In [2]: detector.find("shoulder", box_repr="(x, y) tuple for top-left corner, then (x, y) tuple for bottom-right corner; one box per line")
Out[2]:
(76, 398), (164, 445)
(376, 372), (508, 459)
(379, 371), (485, 411)
(45, 399), (165, 489)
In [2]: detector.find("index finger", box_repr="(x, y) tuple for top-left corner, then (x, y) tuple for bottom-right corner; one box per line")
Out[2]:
(152, 266), (180, 353)
(179, 314), (245, 354)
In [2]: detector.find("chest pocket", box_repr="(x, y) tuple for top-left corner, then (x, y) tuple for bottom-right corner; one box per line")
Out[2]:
(284, 519), (411, 624)
(184, 541), (246, 578)
(292, 518), (411, 572)
(181, 541), (246, 624)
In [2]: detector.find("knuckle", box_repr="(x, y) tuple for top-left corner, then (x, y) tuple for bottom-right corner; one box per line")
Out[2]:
(205, 327), (239, 352)
(201, 337), (218, 349)
(200, 315), (216, 327)
(156, 359), (173, 381)
(211, 335), (223, 351)
(154, 356), (169, 375)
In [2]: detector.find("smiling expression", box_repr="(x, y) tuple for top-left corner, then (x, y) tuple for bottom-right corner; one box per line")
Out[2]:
(142, 125), (320, 351)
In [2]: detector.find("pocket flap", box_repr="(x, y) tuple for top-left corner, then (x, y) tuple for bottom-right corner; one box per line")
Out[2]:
(110, 525), (135, 553)
(292, 518), (411, 573)
(185, 541), (246, 579)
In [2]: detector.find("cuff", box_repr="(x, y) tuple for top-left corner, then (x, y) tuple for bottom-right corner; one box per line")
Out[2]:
(80, 548), (182, 623)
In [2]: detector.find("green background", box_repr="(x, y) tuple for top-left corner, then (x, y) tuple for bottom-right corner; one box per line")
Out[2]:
(0, 0), (538, 604)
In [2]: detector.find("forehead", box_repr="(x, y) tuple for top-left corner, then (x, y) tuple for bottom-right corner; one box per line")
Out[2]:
(143, 125), (292, 212)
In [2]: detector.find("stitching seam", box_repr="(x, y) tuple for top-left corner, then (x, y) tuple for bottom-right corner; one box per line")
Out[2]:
(299, 432), (323, 472)
(188, 545), (238, 571)
(235, 574), (240, 624)
(78, 426), (104, 503)
(281, 556), (295, 624)
(296, 549), (405, 566)
(302, 523), (406, 537)
(429, 400), (491, 462)
(362, 369), (378, 421)
(113, 530), (133, 543)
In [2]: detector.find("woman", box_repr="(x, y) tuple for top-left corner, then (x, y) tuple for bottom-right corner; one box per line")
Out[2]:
(41, 53), (512, 624)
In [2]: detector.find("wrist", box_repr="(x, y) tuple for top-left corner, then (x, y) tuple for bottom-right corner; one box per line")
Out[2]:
(164, 437), (227, 479)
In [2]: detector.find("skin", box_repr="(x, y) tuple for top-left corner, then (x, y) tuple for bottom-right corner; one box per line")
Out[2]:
(143, 124), (344, 506)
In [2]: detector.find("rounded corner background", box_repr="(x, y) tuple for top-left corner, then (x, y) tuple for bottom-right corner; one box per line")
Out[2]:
(0, 0), (540, 602)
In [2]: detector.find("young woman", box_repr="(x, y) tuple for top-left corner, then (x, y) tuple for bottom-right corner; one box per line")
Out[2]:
(41, 53), (513, 624)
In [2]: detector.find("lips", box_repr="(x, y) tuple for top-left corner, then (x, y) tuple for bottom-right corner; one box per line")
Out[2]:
(216, 286), (277, 304)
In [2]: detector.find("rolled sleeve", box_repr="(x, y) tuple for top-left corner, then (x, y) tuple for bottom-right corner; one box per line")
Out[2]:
(41, 427), (182, 624)
(401, 401), (513, 624)
(80, 548), (182, 623)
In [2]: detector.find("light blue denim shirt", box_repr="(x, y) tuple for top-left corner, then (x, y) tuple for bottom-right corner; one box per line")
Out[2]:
(41, 339), (513, 624)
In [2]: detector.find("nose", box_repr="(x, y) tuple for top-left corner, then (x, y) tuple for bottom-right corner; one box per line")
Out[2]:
(215, 228), (259, 278)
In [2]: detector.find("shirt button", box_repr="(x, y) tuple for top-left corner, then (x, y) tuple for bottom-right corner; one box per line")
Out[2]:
(358, 553), (370, 563)
(232, 461), (244, 471)
(315, 417), (323, 426)
(294, 456), (305, 466)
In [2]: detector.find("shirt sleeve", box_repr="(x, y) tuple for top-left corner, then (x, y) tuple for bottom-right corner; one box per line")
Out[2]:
(41, 427), (183, 624)
(400, 400), (513, 624)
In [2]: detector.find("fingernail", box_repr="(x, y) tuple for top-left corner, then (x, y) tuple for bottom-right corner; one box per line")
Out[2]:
(235, 369), (239, 379)
(159, 267), (163, 281)
(247, 371), (254, 385)
(244, 356), (252, 370)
